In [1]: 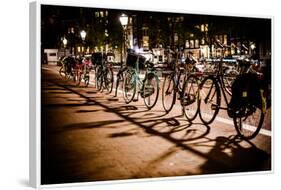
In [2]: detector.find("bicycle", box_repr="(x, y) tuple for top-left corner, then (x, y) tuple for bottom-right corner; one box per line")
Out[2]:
(162, 49), (200, 122)
(123, 52), (160, 110)
(71, 56), (91, 87)
(114, 64), (127, 97)
(59, 56), (74, 80)
(79, 57), (93, 87)
(198, 42), (266, 139)
(95, 59), (114, 93)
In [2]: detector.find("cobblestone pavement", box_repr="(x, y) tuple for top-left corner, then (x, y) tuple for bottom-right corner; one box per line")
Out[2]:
(41, 65), (271, 185)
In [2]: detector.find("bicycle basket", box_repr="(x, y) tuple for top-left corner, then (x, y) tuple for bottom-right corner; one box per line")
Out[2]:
(138, 55), (147, 70)
(126, 53), (138, 68)
(126, 53), (147, 70)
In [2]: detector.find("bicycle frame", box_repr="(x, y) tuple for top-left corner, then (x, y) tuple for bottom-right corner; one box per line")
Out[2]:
(204, 61), (231, 111)
(125, 54), (159, 101)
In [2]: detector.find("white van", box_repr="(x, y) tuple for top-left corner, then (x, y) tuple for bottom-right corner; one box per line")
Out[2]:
(44, 49), (58, 65)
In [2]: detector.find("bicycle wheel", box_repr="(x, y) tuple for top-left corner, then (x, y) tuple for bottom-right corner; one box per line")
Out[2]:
(123, 70), (136, 104)
(83, 72), (90, 87)
(178, 71), (185, 91)
(95, 66), (103, 91)
(199, 77), (220, 125)
(182, 75), (200, 122)
(73, 69), (82, 86)
(162, 73), (176, 113)
(114, 71), (124, 97)
(59, 66), (66, 79)
(143, 73), (159, 110)
(104, 67), (114, 93)
(233, 90), (266, 139)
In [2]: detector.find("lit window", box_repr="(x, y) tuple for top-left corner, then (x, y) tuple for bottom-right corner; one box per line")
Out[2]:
(219, 35), (223, 43)
(201, 38), (205, 45)
(190, 40), (194, 48)
(95, 12), (99, 17)
(201, 24), (204, 32)
(105, 11), (108, 17)
(185, 40), (190, 48)
(224, 35), (227, 45)
(174, 33), (178, 42)
(100, 11), (104, 17)
(195, 39), (199, 48)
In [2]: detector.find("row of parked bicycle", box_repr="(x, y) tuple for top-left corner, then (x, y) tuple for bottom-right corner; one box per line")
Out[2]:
(58, 43), (269, 140)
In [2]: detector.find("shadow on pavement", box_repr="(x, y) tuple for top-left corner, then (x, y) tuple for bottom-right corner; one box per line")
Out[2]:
(198, 135), (270, 174)
(76, 109), (100, 113)
(41, 71), (271, 184)
(62, 120), (125, 131)
(53, 81), (270, 167)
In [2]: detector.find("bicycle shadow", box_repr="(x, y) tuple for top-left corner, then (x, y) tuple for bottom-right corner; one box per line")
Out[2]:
(47, 80), (270, 178)
(196, 135), (270, 174)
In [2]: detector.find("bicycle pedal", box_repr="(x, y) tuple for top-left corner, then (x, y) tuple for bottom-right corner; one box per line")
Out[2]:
(211, 104), (218, 110)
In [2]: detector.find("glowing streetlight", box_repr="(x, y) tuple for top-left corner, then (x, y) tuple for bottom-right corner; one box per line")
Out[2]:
(62, 37), (68, 56)
(119, 14), (128, 27)
(250, 42), (256, 57)
(119, 14), (128, 64)
(62, 38), (67, 47)
(80, 30), (86, 54)
(250, 43), (256, 50)
(80, 30), (86, 41)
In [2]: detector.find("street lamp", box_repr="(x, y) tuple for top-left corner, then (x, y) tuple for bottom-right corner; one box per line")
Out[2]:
(80, 30), (86, 41)
(250, 43), (256, 50)
(80, 30), (86, 54)
(119, 14), (128, 27)
(250, 42), (256, 57)
(119, 14), (128, 64)
(62, 37), (67, 56)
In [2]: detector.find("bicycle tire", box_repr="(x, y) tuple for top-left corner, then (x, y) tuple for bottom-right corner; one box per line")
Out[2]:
(95, 66), (103, 91)
(182, 75), (200, 122)
(114, 71), (124, 97)
(83, 74), (90, 87)
(75, 70), (82, 86)
(233, 90), (266, 139)
(123, 70), (136, 104)
(162, 73), (176, 113)
(59, 66), (65, 79)
(199, 76), (221, 125)
(143, 74), (159, 110)
(105, 67), (114, 93)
